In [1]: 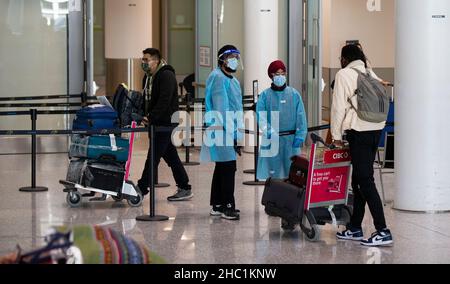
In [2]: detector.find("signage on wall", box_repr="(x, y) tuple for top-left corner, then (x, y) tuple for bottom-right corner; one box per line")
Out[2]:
(367, 0), (382, 12)
(199, 46), (211, 67)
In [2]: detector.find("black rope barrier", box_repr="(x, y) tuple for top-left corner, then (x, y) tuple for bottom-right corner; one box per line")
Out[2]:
(1, 105), (333, 220)
(242, 124), (331, 187)
(0, 93), (97, 102)
(0, 110), (79, 116)
(0, 102), (85, 108)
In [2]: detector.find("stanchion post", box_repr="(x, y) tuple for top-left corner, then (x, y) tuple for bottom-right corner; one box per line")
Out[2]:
(254, 122), (260, 182)
(243, 81), (265, 186)
(244, 80), (258, 175)
(137, 125), (169, 222)
(19, 109), (48, 193)
(183, 92), (200, 166)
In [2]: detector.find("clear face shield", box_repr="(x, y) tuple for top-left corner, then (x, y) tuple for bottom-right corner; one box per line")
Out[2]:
(219, 49), (245, 72)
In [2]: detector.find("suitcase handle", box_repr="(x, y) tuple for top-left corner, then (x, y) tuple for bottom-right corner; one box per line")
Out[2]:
(98, 154), (117, 162)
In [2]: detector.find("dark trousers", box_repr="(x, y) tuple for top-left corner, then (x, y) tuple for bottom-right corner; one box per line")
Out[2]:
(138, 131), (191, 193)
(210, 161), (237, 207)
(347, 130), (387, 232)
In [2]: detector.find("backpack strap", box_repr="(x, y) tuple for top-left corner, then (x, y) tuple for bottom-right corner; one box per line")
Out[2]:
(124, 91), (141, 110)
(351, 67), (373, 78)
(348, 68), (363, 111)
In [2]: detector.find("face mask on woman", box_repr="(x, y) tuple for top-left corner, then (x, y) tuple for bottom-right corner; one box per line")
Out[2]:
(227, 58), (240, 71)
(273, 75), (287, 87)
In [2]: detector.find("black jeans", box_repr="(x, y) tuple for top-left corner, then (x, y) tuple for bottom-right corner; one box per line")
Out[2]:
(210, 161), (237, 208)
(347, 130), (387, 232)
(138, 130), (191, 194)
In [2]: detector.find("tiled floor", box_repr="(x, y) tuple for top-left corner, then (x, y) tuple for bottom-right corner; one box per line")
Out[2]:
(1, 137), (450, 264)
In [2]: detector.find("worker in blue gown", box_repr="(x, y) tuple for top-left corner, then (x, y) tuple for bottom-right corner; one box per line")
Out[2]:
(257, 60), (308, 180)
(200, 45), (244, 221)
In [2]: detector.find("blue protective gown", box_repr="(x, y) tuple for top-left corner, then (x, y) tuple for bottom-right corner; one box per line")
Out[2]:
(256, 86), (308, 180)
(200, 68), (244, 163)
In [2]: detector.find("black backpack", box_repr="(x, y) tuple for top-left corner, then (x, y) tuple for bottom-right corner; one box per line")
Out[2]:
(112, 84), (144, 127)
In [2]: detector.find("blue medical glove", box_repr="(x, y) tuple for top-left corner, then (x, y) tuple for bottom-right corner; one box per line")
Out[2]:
(293, 138), (303, 148)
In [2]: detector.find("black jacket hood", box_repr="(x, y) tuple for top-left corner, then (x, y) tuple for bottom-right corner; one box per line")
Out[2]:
(157, 64), (175, 75)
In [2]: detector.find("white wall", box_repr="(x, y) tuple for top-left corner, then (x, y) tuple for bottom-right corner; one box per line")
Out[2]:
(323, 0), (395, 69)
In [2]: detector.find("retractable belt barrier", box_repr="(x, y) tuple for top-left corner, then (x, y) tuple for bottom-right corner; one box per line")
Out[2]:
(0, 102), (87, 108)
(0, 93), (97, 102)
(242, 124), (331, 186)
(179, 91), (201, 166)
(0, 102), (332, 222)
(0, 110), (79, 116)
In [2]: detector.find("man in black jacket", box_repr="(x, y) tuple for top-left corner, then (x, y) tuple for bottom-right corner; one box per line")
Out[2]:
(138, 48), (193, 202)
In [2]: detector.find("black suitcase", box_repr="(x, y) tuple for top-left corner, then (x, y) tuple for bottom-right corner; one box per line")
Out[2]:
(261, 178), (306, 223)
(82, 162), (125, 193)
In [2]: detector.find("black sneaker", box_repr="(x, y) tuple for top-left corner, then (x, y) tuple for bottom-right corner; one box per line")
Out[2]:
(210, 205), (223, 216)
(167, 188), (194, 202)
(221, 209), (240, 220)
(221, 204), (240, 220)
(361, 229), (394, 247)
(211, 205), (240, 217)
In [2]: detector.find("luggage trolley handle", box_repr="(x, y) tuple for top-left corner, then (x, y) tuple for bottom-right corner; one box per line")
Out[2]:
(310, 133), (336, 150)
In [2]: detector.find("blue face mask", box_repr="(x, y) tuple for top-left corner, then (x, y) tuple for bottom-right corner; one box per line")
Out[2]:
(227, 58), (240, 71)
(273, 75), (287, 87)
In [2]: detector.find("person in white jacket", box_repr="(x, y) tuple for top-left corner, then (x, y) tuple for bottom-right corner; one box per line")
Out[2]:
(332, 44), (393, 247)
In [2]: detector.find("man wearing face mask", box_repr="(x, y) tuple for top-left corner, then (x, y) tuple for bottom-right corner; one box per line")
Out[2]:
(256, 60), (308, 181)
(138, 48), (193, 202)
(200, 45), (244, 221)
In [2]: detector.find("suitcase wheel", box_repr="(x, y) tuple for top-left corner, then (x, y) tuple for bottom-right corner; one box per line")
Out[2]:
(66, 192), (82, 208)
(127, 192), (143, 207)
(301, 216), (321, 242)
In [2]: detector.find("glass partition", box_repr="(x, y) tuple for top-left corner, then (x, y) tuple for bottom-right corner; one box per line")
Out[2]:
(0, 0), (69, 131)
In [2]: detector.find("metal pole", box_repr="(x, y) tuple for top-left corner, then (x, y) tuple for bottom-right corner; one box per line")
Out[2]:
(244, 81), (265, 186)
(20, 109), (48, 193)
(150, 125), (156, 217)
(243, 121), (265, 186)
(137, 125), (169, 222)
(183, 92), (200, 166)
(244, 81), (258, 175)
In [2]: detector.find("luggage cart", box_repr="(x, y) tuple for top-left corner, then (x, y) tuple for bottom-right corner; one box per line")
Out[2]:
(60, 122), (143, 208)
(283, 133), (353, 242)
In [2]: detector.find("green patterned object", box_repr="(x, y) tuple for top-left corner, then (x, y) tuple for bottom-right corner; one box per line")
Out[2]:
(55, 225), (166, 264)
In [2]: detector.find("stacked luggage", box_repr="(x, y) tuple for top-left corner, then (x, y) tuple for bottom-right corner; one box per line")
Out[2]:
(62, 85), (145, 207)
(67, 104), (129, 196)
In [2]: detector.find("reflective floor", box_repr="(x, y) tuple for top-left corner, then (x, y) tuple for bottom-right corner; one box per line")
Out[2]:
(1, 137), (450, 264)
